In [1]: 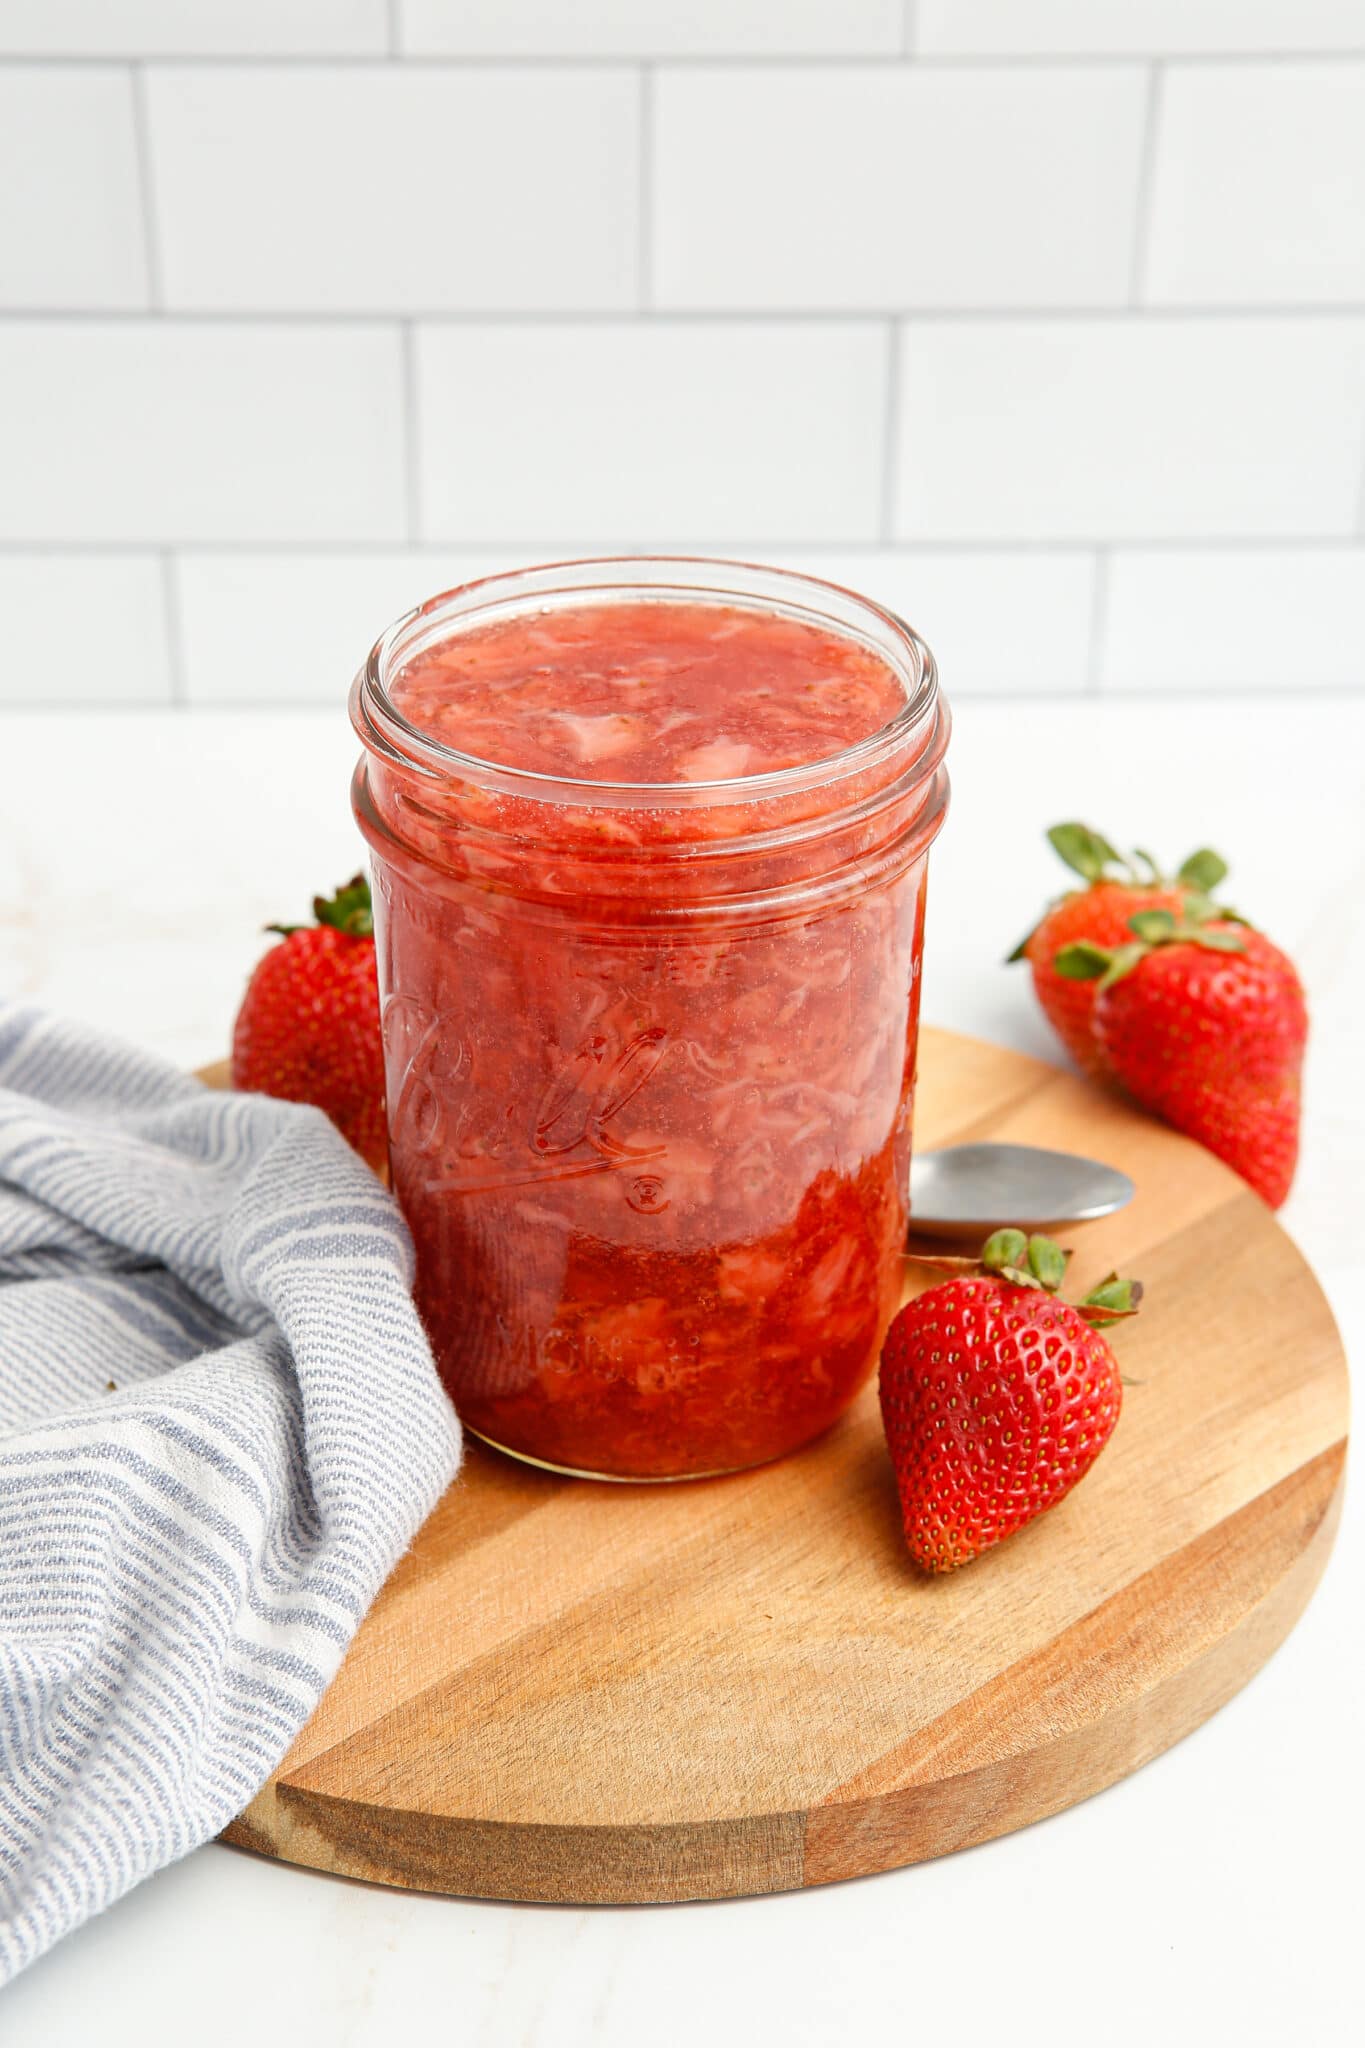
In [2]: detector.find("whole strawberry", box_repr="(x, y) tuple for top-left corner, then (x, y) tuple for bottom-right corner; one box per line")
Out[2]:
(1011, 825), (1232, 1078)
(880, 1230), (1137, 1574)
(1057, 912), (1306, 1209)
(231, 874), (386, 1173)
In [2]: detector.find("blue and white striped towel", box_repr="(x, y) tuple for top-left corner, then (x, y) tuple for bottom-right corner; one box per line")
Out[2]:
(0, 1004), (462, 1984)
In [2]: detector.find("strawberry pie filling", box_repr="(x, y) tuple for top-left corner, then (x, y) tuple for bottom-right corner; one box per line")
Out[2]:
(353, 574), (947, 1478)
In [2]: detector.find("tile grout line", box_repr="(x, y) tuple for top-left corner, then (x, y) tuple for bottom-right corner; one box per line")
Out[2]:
(4, 306), (1364, 325)
(158, 549), (187, 706)
(400, 320), (422, 545)
(1085, 547), (1111, 694)
(11, 684), (1365, 715)
(902, 2), (918, 60)
(637, 65), (654, 311)
(128, 62), (164, 311)
(3, 51), (1365, 69)
(1127, 62), (1165, 306)
(1351, 327), (1365, 535)
(2, 537), (1364, 558)
(879, 321), (902, 543)
(386, 0), (402, 60)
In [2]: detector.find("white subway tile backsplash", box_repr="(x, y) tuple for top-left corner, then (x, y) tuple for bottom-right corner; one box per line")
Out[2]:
(0, 71), (146, 309)
(0, 3), (388, 56)
(176, 551), (528, 703)
(172, 545), (1093, 702)
(146, 67), (638, 313)
(0, 324), (406, 543)
(400, 1), (903, 57)
(654, 67), (1145, 310)
(1102, 547), (1365, 691)
(1145, 64), (1365, 305)
(763, 549), (1096, 691)
(894, 318), (1365, 541)
(2, 27), (1364, 724)
(0, 554), (172, 703)
(415, 323), (887, 542)
(915, 2), (1365, 56)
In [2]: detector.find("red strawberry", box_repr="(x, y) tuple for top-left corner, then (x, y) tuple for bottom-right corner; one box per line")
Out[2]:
(880, 1229), (1136, 1573)
(231, 874), (386, 1173)
(1057, 913), (1306, 1209)
(1012, 825), (1231, 1078)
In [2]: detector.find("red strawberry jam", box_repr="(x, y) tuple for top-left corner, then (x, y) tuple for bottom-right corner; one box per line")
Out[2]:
(352, 562), (949, 1478)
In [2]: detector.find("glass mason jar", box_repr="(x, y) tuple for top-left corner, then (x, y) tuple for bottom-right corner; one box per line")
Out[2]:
(351, 558), (949, 1480)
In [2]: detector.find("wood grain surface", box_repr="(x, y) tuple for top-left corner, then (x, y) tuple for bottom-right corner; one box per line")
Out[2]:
(204, 1028), (1350, 1902)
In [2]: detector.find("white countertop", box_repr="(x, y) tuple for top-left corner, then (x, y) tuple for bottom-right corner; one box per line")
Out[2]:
(1, 697), (1360, 2048)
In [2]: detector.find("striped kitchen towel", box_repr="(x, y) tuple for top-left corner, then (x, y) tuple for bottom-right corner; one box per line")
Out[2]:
(0, 1004), (461, 1984)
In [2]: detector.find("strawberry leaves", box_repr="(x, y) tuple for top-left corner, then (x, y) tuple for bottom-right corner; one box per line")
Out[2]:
(981, 1228), (1071, 1291)
(1078, 1273), (1144, 1326)
(1025, 1234), (1069, 1291)
(314, 874), (374, 938)
(1127, 908), (1180, 943)
(1047, 823), (1125, 884)
(910, 1229), (1141, 1321)
(1008, 827), (1240, 966)
(268, 874), (374, 941)
(1176, 848), (1229, 893)
(1045, 825), (1233, 896)
(1055, 898), (1247, 989)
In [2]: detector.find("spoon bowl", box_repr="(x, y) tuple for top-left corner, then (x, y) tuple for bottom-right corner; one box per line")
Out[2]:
(909, 1141), (1135, 1241)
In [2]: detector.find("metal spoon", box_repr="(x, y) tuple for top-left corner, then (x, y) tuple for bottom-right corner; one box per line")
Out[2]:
(908, 1142), (1135, 1241)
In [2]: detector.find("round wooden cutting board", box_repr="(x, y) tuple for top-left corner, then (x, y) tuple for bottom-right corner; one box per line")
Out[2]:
(207, 1028), (1349, 1903)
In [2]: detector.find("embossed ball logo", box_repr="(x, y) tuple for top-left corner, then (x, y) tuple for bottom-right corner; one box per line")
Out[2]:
(385, 998), (670, 1202)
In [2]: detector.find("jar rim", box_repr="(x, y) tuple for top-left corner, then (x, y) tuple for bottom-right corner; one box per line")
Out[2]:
(351, 555), (945, 812)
